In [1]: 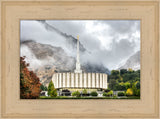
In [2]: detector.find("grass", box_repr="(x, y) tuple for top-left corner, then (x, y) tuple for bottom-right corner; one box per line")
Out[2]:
(39, 96), (140, 99)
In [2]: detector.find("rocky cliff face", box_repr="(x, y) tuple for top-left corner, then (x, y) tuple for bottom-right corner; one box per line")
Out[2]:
(21, 40), (110, 86)
(118, 51), (140, 70)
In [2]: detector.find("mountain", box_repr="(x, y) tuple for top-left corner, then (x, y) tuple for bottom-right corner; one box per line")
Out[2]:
(37, 20), (87, 53)
(20, 40), (110, 86)
(118, 51), (140, 70)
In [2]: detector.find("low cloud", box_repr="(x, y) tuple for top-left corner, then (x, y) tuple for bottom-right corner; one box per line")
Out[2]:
(20, 20), (140, 70)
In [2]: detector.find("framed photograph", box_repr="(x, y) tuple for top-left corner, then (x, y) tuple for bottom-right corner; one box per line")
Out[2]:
(0, 0), (159, 118)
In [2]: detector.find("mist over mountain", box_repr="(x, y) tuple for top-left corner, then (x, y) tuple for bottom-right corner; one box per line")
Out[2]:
(21, 40), (110, 86)
(20, 20), (140, 86)
(118, 51), (140, 70)
(38, 20), (87, 53)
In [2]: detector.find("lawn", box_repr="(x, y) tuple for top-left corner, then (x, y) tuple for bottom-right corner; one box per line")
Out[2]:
(40, 96), (140, 99)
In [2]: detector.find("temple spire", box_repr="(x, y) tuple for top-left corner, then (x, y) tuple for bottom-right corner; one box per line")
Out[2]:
(74, 35), (82, 73)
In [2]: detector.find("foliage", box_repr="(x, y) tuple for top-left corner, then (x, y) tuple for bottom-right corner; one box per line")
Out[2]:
(124, 82), (131, 89)
(128, 68), (133, 73)
(115, 83), (126, 91)
(123, 73), (139, 82)
(20, 57), (41, 99)
(103, 90), (113, 96)
(108, 79), (118, 90)
(135, 89), (140, 96)
(82, 89), (88, 95)
(126, 88), (133, 96)
(108, 69), (140, 94)
(113, 95), (117, 99)
(40, 96), (140, 99)
(40, 84), (48, 91)
(50, 89), (57, 97)
(120, 69), (127, 76)
(48, 81), (57, 97)
(90, 91), (98, 96)
(109, 70), (121, 81)
(136, 81), (140, 89)
(118, 91), (125, 96)
(107, 90), (113, 96)
(72, 91), (81, 97)
(103, 92), (108, 96)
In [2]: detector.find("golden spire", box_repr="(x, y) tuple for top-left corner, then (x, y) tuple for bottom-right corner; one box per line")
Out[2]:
(77, 35), (79, 40)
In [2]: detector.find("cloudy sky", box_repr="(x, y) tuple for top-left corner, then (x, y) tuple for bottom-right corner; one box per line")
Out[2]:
(20, 20), (140, 70)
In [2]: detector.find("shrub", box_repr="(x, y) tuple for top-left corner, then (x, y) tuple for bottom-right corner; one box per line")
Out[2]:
(90, 91), (98, 96)
(103, 92), (107, 96)
(126, 88), (133, 96)
(113, 95), (117, 99)
(118, 91), (125, 96)
(82, 89), (87, 95)
(72, 91), (80, 97)
(107, 90), (113, 96)
(103, 90), (113, 97)
(135, 89), (140, 96)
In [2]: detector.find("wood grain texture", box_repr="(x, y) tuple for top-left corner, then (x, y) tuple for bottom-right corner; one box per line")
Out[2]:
(0, 0), (159, 118)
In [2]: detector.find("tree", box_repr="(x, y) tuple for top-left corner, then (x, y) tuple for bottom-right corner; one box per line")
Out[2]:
(20, 57), (41, 99)
(48, 81), (57, 97)
(120, 69), (128, 76)
(108, 79), (118, 90)
(108, 70), (121, 83)
(128, 68), (133, 73)
(123, 72), (139, 82)
(40, 84), (48, 91)
(115, 83), (126, 91)
(136, 81), (140, 89)
(124, 82), (131, 89)
(126, 88), (133, 96)
(111, 70), (121, 80)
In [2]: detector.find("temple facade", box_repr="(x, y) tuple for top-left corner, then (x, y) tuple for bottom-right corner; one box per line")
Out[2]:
(52, 73), (107, 89)
(52, 36), (108, 90)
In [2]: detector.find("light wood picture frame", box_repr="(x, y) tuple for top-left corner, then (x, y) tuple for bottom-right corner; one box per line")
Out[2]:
(0, 0), (159, 118)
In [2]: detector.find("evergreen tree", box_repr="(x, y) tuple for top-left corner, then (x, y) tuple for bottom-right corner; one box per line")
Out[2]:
(40, 84), (48, 91)
(48, 81), (57, 97)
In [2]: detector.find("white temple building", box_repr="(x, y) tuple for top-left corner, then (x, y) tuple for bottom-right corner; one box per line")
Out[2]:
(52, 36), (108, 89)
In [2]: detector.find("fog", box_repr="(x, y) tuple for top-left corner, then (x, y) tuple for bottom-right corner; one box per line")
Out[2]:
(20, 20), (140, 70)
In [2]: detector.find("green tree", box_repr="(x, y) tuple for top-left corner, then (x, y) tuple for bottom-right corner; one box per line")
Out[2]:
(115, 83), (126, 91)
(120, 69), (128, 76)
(123, 72), (139, 82)
(124, 82), (131, 89)
(48, 81), (57, 97)
(108, 79), (118, 90)
(40, 84), (48, 91)
(128, 68), (133, 73)
(136, 81), (140, 89)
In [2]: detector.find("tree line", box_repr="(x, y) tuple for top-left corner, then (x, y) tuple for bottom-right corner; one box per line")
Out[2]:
(108, 68), (140, 96)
